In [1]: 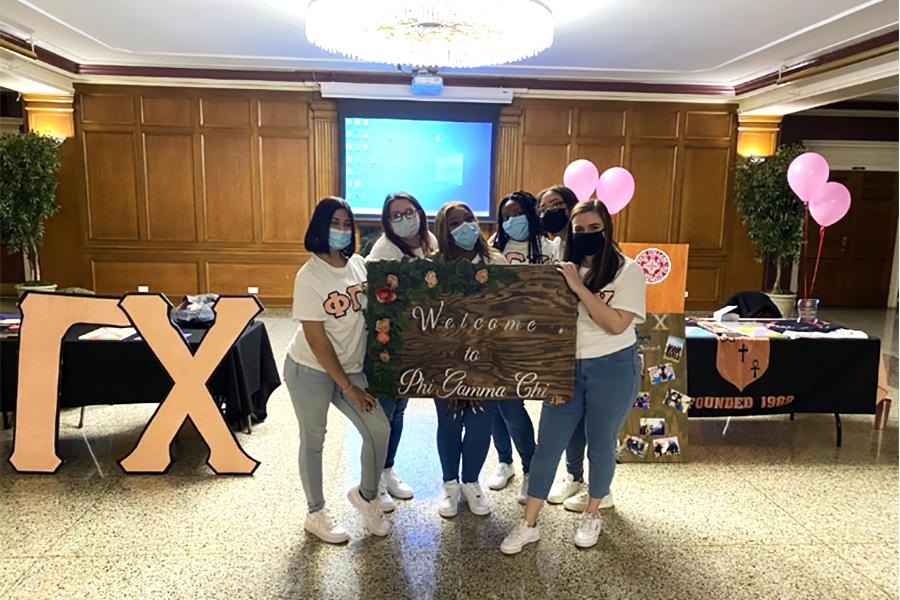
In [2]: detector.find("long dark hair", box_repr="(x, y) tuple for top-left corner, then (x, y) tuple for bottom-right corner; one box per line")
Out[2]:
(381, 191), (434, 257)
(564, 199), (622, 292)
(492, 190), (544, 264)
(304, 196), (356, 258)
(434, 201), (494, 262)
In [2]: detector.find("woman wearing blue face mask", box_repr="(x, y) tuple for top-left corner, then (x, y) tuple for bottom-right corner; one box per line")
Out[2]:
(431, 201), (506, 519)
(365, 192), (438, 512)
(483, 191), (559, 503)
(284, 196), (391, 544)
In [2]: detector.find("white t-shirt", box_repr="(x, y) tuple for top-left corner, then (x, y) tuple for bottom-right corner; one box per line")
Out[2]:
(366, 232), (438, 262)
(500, 237), (561, 265)
(575, 256), (647, 359)
(472, 250), (508, 265)
(287, 254), (368, 374)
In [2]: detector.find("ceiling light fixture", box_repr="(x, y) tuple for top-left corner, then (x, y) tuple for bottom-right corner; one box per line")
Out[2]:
(305, 0), (554, 68)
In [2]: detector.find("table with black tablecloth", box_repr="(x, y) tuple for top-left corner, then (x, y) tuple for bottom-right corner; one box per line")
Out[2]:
(685, 320), (885, 446)
(1, 320), (281, 431)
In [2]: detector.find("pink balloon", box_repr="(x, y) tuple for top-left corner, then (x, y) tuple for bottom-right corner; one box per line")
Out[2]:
(563, 159), (600, 202)
(809, 181), (851, 228)
(787, 152), (829, 203)
(596, 167), (635, 215)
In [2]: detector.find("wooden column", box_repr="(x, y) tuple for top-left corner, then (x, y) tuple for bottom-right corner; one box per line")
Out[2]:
(22, 94), (74, 138)
(736, 114), (782, 158)
(311, 100), (339, 201)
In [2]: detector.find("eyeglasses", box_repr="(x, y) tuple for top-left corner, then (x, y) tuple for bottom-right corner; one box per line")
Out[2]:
(388, 208), (417, 223)
(539, 199), (566, 214)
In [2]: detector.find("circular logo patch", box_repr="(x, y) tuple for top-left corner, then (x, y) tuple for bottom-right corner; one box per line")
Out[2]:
(634, 247), (671, 285)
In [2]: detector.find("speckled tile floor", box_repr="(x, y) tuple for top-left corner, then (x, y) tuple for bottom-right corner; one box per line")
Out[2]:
(1, 307), (898, 599)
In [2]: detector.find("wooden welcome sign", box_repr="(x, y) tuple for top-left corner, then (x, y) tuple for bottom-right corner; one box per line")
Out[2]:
(365, 260), (577, 401)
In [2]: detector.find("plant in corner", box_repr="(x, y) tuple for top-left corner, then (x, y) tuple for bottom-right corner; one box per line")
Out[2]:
(0, 131), (63, 293)
(733, 143), (806, 316)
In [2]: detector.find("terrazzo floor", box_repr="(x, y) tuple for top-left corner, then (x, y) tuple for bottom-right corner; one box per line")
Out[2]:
(1, 308), (898, 599)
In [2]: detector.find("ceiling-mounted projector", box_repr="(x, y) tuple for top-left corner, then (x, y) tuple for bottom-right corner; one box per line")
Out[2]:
(411, 72), (443, 96)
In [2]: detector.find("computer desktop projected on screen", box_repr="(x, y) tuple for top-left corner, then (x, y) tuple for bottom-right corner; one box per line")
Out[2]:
(342, 117), (494, 218)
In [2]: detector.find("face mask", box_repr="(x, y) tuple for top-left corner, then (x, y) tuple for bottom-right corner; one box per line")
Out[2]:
(502, 214), (530, 241)
(328, 228), (352, 251)
(391, 213), (420, 239)
(572, 231), (606, 257)
(540, 209), (568, 235)
(450, 222), (480, 251)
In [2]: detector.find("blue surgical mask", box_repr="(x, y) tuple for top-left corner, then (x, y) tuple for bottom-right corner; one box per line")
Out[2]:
(450, 222), (479, 251)
(391, 213), (420, 239)
(328, 228), (352, 251)
(502, 214), (530, 241)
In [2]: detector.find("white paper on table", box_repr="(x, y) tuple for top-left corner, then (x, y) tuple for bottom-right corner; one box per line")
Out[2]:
(713, 305), (738, 322)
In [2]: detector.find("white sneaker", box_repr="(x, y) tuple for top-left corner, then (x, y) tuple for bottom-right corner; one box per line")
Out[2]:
(377, 480), (395, 513)
(547, 473), (582, 504)
(487, 462), (515, 490)
(383, 468), (414, 499)
(347, 486), (390, 537)
(304, 508), (349, 544)
(573, 512), (602, 548)
(438, 481), (461, 518)
(564, 490), (614, 513)
(461, 482), (491, 516)
(516, 474), (529, 505)
(500, 519), (540, 555)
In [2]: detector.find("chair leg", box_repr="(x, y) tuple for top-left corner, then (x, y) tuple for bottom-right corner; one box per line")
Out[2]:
(78, 406), (86, 429)
(2, 411), (9, 430)
(244, 415), (253, 435)
(789, 412), (795, 421)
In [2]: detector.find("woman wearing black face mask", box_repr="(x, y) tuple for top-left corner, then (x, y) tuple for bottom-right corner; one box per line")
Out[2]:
(501, 199), (646, 555)
(536, 185), (578, 242)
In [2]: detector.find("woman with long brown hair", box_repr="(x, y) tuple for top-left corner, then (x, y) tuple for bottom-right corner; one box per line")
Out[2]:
(365, 192), (438, 512)
(431, 201), (506, 519)
(501, 199), (646, 553)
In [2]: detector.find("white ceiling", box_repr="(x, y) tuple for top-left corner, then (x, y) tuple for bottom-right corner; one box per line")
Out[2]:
(0, 0), (897, 85)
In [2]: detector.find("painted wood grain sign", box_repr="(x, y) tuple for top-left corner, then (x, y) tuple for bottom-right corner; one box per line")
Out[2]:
(365, 259), (577, 401)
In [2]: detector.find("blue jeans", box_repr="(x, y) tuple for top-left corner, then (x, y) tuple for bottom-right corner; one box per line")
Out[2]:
(380, 397), (408, 469)
(283, 357), (390, 512)
(491, 410), (514, 465)
(527, 345), (639, 500)
(491, 401), (536, 473)
(434, 400), (495, 483)
(565, 418), (586, 481)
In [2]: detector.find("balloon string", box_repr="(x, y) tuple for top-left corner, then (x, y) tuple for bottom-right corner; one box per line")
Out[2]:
(809, 226), (825, 296)
(802, 207), (809, 299)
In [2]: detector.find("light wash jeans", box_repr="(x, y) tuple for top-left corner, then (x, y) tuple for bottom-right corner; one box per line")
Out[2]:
(284, 356), (390, 512)
(527, 345), (639, 500)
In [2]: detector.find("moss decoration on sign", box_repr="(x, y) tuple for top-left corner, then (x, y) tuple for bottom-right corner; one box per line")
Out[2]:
(364, 257), (520, 397)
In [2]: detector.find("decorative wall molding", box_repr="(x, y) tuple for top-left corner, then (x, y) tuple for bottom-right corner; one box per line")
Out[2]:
(802, 139), (899, 171)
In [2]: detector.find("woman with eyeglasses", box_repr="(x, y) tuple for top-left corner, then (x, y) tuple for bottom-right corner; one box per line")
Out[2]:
(365, 192), (438, 512)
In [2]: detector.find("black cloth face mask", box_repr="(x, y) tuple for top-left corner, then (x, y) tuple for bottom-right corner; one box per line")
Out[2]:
(540, 209), (568, 235)
(572, 231), (606, 256)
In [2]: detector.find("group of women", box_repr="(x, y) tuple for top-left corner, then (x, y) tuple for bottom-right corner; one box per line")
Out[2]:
(283, 185), (646, 554)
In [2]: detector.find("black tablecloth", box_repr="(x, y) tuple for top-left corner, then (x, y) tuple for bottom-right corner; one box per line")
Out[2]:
(686, 330), (880, 417)
(0, 320), (281, 425)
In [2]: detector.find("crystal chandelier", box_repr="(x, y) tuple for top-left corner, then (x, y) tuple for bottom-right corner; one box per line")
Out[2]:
(305, 0), (554, 68)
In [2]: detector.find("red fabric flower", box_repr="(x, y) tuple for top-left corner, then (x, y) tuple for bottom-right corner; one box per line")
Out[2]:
(375, 287), (397, 303)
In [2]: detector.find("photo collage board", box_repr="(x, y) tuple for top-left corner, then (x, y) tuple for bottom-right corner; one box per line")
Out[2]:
(618, 243), (689, 463)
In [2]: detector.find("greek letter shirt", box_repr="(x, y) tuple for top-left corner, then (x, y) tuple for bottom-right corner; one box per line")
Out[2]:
(287, 254), (368, 374)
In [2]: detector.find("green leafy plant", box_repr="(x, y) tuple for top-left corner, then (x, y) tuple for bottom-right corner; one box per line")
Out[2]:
(0, 132), (63, 284)
(733, 143), (806, 293)
(364, 257), (520, 396)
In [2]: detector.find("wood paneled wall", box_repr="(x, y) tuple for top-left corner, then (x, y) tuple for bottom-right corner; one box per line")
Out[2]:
(40, 84), (761, 308)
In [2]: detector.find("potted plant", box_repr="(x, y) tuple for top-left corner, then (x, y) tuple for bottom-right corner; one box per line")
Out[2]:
(733, 143), (806, 318)
(0, 131), (63, 294)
